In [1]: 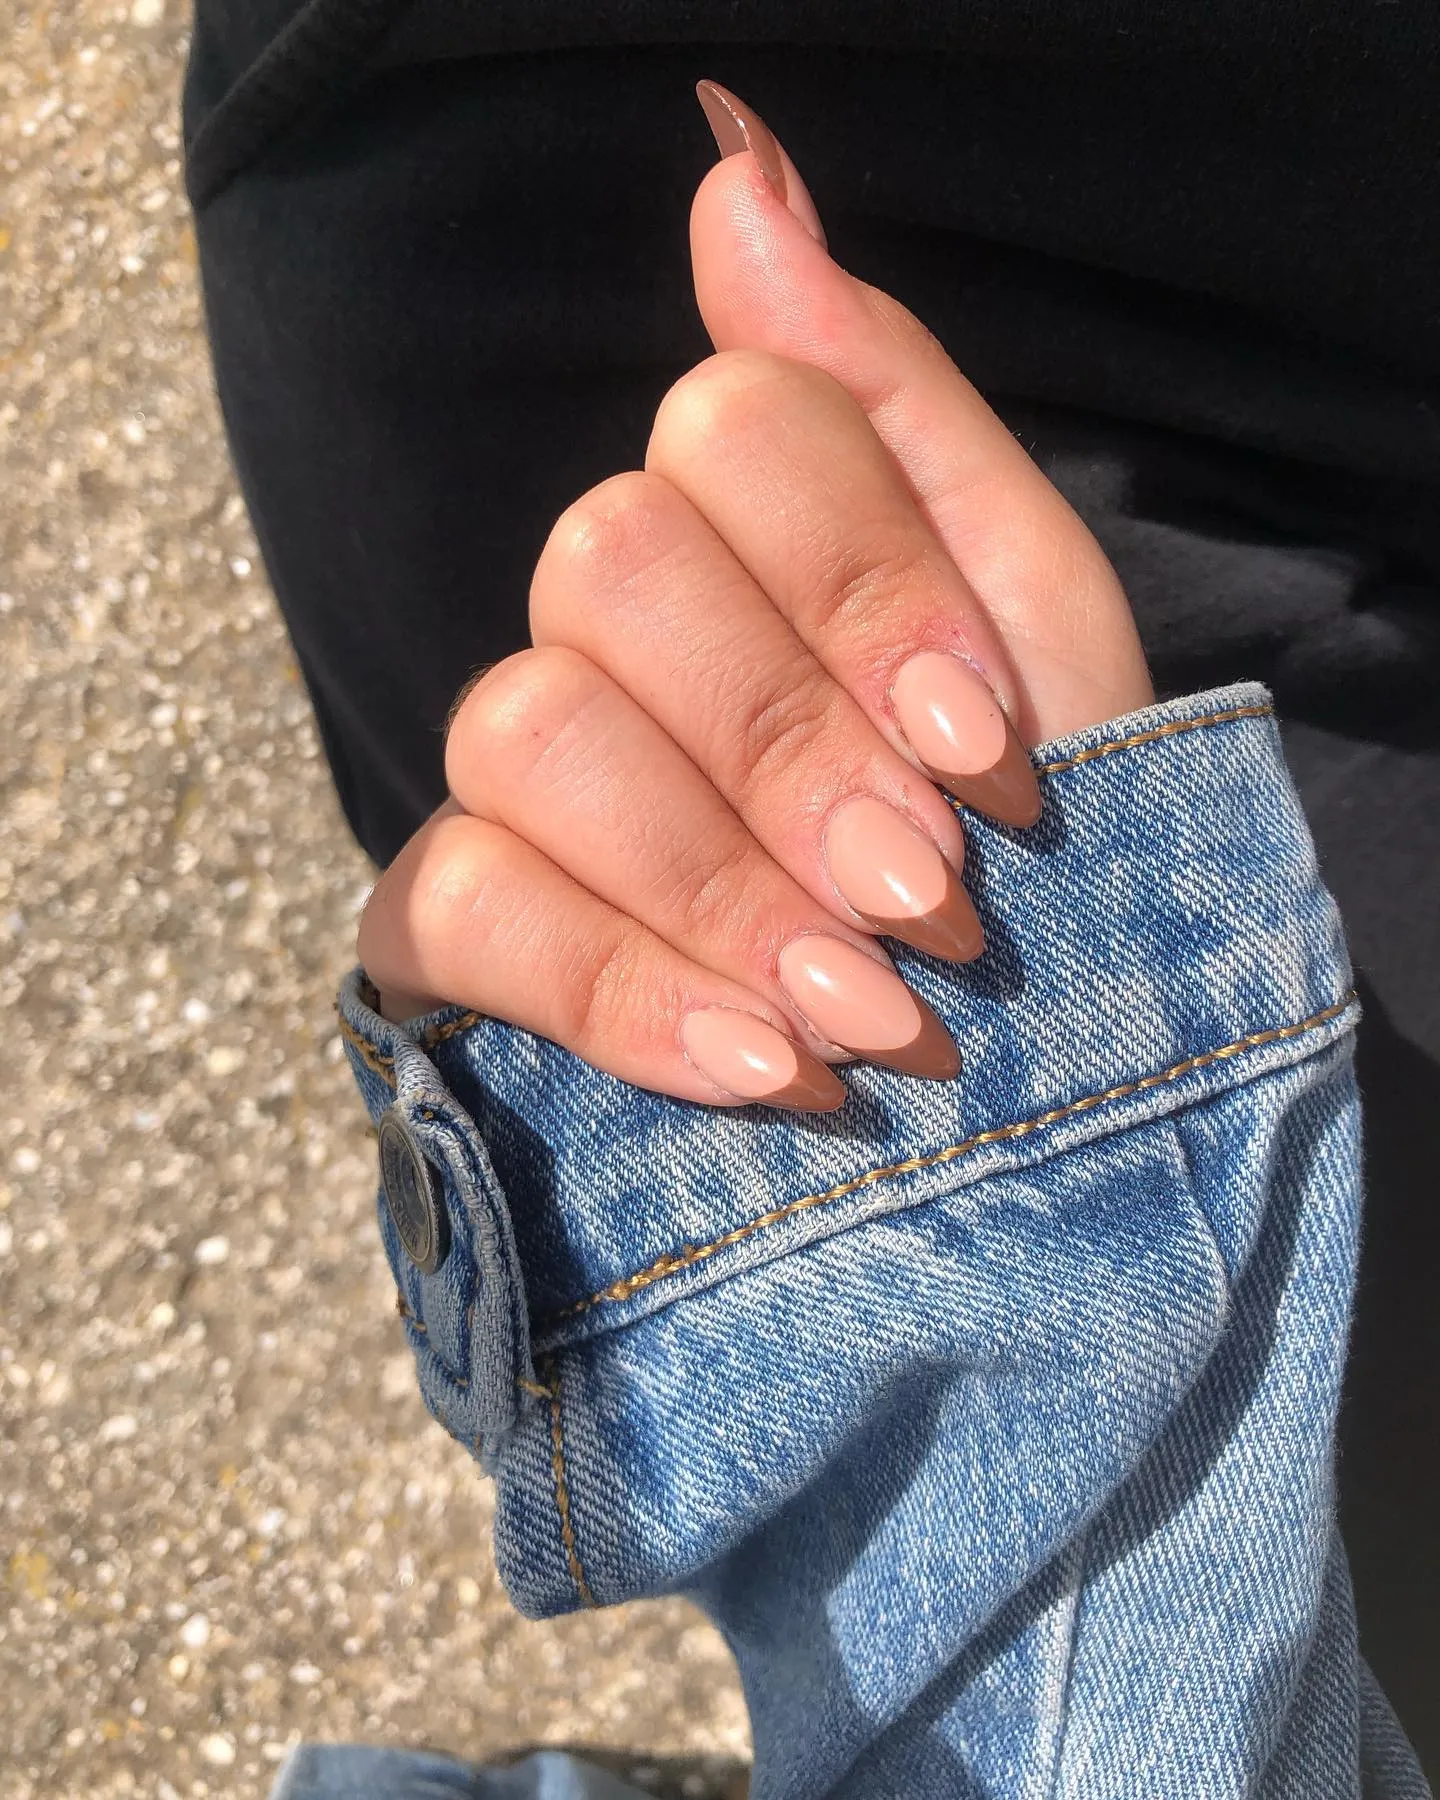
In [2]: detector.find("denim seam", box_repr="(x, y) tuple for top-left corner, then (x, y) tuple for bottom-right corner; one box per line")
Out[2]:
(395, 1292), (427, 1333)
(337, 701), (1278, 1081)
(1031, 701), (1273, 778)
(546, 993), (1355, 1328)
(338, 1004), (485, 1081)
(341, 1016), (395, 1081)
(540, 1353), (596, 1609)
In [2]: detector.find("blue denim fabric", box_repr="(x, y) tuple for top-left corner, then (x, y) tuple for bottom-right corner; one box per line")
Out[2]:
(318, 683), (1428, 1800)
(269, 1744), (646, 1799)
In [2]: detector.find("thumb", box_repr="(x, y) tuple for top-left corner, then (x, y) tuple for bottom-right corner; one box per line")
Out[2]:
(688, 83), (1152, 741)
(694, 80), (828, 249)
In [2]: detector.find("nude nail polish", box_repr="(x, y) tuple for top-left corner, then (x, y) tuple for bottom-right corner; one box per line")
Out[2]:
(776, 937), (960, 1079)
(891, 651), (1043, 828)
(825, 796), (983, 962)
(695, 79), (827, 245)
(681, 1008), (847, 1111)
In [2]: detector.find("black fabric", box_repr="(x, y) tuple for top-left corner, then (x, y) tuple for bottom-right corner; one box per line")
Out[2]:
(183, 3), (1440, 1765)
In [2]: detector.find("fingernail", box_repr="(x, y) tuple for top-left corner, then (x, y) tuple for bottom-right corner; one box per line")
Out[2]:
(777, 937), (960, 1080)
(891, 652), (1043, 828)
(681, 1008), (847, 1111)
(825, 796), (983, 962)
(695, 79), (827, 245)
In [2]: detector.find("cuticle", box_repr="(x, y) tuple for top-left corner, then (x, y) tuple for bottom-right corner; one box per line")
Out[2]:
(775, 925), (898, 977)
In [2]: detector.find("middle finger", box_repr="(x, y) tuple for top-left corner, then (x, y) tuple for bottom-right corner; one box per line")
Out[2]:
(528, 470), (984, 966)
(646, 349), (1044, 828)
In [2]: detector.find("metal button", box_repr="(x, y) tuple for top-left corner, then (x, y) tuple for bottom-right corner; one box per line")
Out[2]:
(378, 1108), (450, 1276)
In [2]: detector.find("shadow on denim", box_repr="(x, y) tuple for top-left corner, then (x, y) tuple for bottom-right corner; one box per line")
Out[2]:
(691, 1366), (982, 1796)
(705, 1065), (1341, 1796)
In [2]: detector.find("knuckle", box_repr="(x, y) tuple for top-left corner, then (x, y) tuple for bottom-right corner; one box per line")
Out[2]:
(656, 835), (760, 950)
(553, 922), (638, 1051)
(358, 814), (490, 980)
(651, 349), (824, 456)
(532, 470), (677, 606)
(807, 530), (925, 636)
(723, 666), (837, 797)
(411, 816), (495, 934)
(444, 645), (597, 790)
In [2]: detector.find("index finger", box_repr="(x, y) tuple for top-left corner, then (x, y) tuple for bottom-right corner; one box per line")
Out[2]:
(645, 349), (1045, 828)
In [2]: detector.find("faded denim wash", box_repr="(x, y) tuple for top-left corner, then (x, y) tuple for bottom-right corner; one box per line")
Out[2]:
(284, 684), (1429, 1799)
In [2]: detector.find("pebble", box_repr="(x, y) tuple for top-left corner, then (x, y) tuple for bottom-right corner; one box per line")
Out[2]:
(198, 1734), (237, 1768)
(2, 6), (748, 1795)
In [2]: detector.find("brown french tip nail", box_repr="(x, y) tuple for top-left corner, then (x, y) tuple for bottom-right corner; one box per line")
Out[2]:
(876, 993), (964, 1082)
(891, 651), (1044, 829)
(696, 78), (788, 202)
(825, 796), (984, 963)
(942, 722), (1045, 828)
(776, 937), (962, 1081)
(681, 1007), (847, 1112)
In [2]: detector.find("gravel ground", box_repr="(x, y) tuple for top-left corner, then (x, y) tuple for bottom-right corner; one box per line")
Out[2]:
(0, 6), (749, 1796)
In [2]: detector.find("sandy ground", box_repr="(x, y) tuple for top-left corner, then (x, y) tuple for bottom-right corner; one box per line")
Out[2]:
(0, 5), (749, 1795)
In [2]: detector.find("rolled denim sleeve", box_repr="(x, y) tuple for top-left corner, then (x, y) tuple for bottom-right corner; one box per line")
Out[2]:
(337, 682), (1428, 1800)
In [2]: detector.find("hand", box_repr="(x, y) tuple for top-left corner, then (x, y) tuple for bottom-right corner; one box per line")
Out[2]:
(358, 83), (1153, 1112)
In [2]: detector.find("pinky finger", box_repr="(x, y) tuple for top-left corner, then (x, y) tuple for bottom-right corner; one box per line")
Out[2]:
(357, 808), (847, 1113)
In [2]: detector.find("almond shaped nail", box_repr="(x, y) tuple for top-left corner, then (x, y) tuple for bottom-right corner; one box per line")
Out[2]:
(891, 651), (1043, 828)
(696, 79), (787, 200)
(681, 1007), (846, 1111)
(695, 79), (827, 245)
(776, 936), (960, 1080)
(825, 796), (983, 962)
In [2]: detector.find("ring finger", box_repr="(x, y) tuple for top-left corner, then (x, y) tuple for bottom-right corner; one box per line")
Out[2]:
(358, 807), (847, 1111)
(445, 646), (959, 1079)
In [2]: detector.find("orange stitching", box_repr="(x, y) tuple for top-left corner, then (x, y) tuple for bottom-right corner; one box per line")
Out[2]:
(541, 1354), (595, 1607)
(1035, 703), (1273, 778)
(338, 1012), (394, 1082)
(336, 1008), (486, 1087)
(422, 1010), (485, 1050)
(548, 994), (1354, 1325)
(517, 1376), (552, 1400)
(395, 1292), (428, 1334)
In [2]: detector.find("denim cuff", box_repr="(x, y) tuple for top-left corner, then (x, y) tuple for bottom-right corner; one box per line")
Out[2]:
(338, 681), (1356, 1460)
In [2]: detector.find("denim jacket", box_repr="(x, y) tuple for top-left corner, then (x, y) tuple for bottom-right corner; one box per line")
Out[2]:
(333, 684), (1429, 1800)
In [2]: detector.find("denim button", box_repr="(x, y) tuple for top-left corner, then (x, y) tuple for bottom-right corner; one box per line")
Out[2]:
(378, 1108), (450, 1276)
